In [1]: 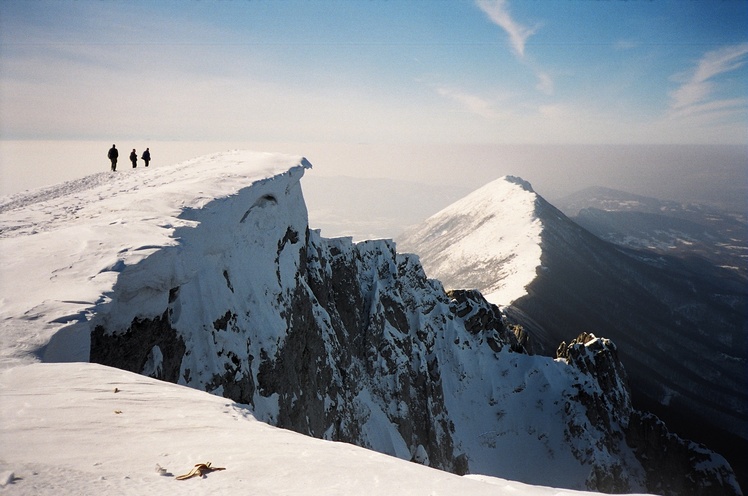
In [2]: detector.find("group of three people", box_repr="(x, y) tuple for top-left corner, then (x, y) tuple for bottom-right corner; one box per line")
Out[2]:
(107, 144), (151, 171)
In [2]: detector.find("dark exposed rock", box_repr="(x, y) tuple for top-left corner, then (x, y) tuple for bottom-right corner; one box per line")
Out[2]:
(207, 349), (255, 405)
(255, 234), (460, 472)
(557, 333), (633, 493)
(213, 310), (236, 332)
(447, 289), (527, 353)
(627, 410), (742, 496)
(90, 309), (185, 383)
(510, 324), (533, 354)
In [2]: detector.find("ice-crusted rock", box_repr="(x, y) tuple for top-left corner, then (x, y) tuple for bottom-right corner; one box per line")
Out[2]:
(80, 154), (740, 493)
(556, 333), (641, 493)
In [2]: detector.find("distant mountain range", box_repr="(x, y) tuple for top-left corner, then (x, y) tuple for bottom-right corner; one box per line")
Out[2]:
(398, 179), (747, 490)
(555, 186), (748, 280)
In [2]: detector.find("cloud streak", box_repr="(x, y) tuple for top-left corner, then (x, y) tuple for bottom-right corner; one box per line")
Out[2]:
(436, 87), (502, 119)
(476, 0), (538, 59)
(669, 43), (748, 117)
(475, 0), (553, 96)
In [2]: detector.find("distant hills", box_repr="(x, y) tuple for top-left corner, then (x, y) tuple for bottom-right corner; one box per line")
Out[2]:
(555, 186), (748, 280)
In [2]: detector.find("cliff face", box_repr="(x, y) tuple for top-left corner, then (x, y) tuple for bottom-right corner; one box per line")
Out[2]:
(83, 158), (740, 494)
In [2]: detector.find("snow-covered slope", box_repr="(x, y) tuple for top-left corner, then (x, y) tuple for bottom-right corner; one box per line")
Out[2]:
(397, 176), (747, 490)
(1, 362), (621, 496)
(0, 152), (740, 495)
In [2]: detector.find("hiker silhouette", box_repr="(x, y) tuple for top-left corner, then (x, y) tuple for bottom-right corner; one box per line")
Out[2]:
(141, 148), (151, 167)
(108, 144), (118, 171)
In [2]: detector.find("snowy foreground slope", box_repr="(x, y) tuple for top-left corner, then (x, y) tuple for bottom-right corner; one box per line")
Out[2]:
(1, 362), (615, 496)
(0, 151), (739, 495)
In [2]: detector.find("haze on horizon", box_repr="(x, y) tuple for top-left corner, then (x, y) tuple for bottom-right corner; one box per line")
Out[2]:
(1, 1), (746, 231)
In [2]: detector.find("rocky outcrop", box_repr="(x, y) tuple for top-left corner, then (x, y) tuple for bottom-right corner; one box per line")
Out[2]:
(446, 289), (527, 353)
(90, 309), (185, 383)
(558, 332), (742, 495)
(557, 333), (641, 493)
(627, 411), (742, 496)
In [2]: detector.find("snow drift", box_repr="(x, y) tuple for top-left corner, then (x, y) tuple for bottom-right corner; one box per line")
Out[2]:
(3, 361), (625, 496)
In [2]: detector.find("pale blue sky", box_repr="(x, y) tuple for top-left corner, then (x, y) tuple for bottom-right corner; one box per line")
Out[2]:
(1, 0), (747, 144)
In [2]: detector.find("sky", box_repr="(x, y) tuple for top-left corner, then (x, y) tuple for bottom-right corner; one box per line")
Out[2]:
(1, 0), (747, 145)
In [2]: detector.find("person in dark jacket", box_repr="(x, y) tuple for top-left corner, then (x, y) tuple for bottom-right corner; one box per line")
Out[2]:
(108, 144), (118, 171)
(141, 148), (151, 167)
(130, 149), (138, 168)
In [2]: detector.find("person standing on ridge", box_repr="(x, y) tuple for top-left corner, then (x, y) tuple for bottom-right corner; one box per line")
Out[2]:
(108, 144), (118, 171)
(130, 149), (138, 168)
(141, 147), (151, 167)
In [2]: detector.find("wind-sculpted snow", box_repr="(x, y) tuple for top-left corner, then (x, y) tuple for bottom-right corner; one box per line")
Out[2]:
(0, 151), (740, 495)
(4, 362), (637, 496)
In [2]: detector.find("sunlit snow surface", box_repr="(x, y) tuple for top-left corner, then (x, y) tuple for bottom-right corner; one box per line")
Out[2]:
(0, 151), (650, 495)
(398, 176), (542, 306)
(0, 362), (635, 495)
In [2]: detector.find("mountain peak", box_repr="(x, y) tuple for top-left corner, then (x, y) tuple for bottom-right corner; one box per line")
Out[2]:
(504, 175), (535, 193)
(398, 175), (543, 306)
(399, 172), (747, 491)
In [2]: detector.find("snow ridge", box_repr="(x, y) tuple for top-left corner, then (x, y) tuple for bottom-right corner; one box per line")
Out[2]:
(0, 150), (311, 366)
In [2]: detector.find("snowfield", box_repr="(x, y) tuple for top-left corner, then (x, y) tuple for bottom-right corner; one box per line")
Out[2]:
(0, 150), (311, 367)
(0, 150), (654, 495)
(2, 362), (615, 496)
(2, 360), (648, 496)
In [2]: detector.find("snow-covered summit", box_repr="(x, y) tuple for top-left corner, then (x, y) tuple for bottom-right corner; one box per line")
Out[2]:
(397, 175), (543, 306)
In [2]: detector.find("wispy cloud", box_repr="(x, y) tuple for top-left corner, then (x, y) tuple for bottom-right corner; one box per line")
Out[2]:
(436, 87), (502, 119)
(475, 0), (538, 59)
(476, 0), (553, 96)
(669, 43), (748, 117)
(534, 70), (554, 95)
